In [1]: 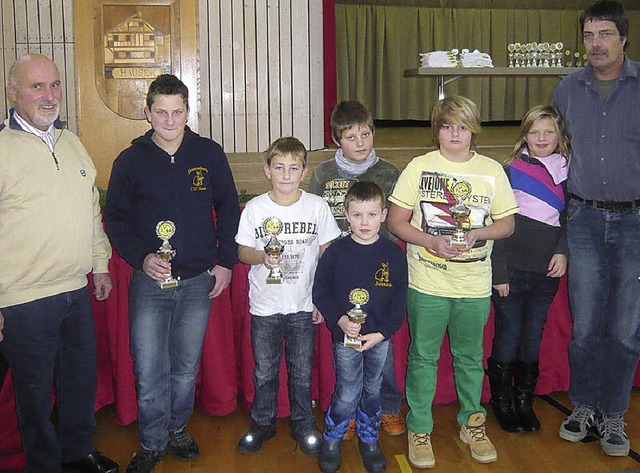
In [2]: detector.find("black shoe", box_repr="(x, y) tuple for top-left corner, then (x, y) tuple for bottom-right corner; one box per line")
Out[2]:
(292, 429), (321, 456)
(358, 440), (387, 472)
(61, 450), (119, 473)
(125, 449), (166, 473)
(169, 429), (200, 461)
(318, 438), (342, 473)
(237, 421), (276, 453)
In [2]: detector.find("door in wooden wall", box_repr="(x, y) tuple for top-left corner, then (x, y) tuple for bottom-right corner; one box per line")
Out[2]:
(74, 0), (198, 188)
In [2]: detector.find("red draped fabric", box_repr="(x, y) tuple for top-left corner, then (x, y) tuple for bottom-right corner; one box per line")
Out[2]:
(7, 249), (636, 469)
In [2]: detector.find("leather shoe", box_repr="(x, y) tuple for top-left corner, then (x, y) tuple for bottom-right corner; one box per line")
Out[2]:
(62, 450), (119, 473)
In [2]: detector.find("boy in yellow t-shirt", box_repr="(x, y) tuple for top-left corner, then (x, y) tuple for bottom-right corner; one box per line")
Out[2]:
(388, 96), (518, 468)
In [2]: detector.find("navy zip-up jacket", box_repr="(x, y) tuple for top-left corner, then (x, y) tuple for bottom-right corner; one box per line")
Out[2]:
(104, 126), (240, 279)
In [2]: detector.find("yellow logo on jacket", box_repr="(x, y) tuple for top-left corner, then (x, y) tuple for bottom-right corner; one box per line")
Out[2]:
(375, 262), (392, 288)
(189, 166), (208, 191)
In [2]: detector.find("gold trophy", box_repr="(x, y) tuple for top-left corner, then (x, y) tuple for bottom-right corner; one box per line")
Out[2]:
(263, 217), (285, 284)
(449, 180), (472, 248)
(155, 220), (179, 289)
(344, 288), (370, 349)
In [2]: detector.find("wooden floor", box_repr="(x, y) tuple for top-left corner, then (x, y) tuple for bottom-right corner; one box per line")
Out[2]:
(92, 391), (640, 473)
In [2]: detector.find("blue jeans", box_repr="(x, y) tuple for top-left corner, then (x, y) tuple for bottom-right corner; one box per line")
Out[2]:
(566, 199), (640, 416)
(328, 340), (389, 424)
(380, 338), (403, 414)
(0, 288), (97, 472)
(129, 269), (214, 451)
(250, 311), (316, 432)
(491, 269), (559, 363)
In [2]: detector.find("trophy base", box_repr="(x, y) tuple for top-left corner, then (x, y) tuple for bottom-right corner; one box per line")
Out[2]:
(344, 334), (362, 348)
(158, 278), (179, 289)
(450, 234), (468, 248)
(266, 277), (283, 285)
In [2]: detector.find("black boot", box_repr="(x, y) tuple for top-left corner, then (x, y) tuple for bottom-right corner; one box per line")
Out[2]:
(356, 407), (386, 472)
(514, 360), (541, 432)
(486, 358), (523, 433)
(318, 408), (351, 473)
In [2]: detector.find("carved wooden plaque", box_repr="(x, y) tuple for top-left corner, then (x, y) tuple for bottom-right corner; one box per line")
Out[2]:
(95, 1), (179, 119)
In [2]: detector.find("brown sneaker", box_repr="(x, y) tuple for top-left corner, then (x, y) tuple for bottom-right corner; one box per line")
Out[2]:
(381, 413), (406, 436)
(343, 418), (356, 440)
(407, 431), (435, 468)
(459, 413), (497, 463)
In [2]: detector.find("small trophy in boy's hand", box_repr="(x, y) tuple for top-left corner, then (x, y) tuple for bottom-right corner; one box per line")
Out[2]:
(263, 217), (285, 284)
(344, 288), (370, 348)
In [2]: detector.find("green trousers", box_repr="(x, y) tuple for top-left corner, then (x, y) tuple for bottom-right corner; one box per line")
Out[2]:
(405, 288), (490, 433)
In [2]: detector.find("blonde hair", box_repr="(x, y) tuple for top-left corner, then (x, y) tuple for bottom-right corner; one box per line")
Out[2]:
(264, 136), (307, 167)
(431, 96), (481, 147)
(508, 105), (571, 165)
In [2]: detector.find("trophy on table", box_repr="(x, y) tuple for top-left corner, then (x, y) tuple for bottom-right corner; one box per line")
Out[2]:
(156, 220), (179, 289)
(263, 217), (285, 284)
(344, 288), (370, 349)
(449, 180), (473, 248)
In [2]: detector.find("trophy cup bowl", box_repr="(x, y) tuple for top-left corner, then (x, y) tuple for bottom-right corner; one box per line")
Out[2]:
(155, 220), (179, 289)
(344, 289), (370, 348)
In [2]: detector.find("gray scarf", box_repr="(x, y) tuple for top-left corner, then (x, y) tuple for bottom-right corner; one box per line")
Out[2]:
(334, 148), (379, 180)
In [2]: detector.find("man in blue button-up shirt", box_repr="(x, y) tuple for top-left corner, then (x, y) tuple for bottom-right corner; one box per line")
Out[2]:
(553, 0), (640, 458)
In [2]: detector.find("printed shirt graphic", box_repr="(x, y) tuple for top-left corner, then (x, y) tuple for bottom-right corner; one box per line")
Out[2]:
(317, 177), (351, 235)
(235, 190), (341, 316)
(389, 150), (518, 298)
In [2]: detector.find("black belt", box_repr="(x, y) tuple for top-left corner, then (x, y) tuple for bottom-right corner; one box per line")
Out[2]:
(570, 194), (640, 211)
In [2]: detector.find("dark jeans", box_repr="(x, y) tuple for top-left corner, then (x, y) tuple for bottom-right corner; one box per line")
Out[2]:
(566, 199), (640, 416)
(250, 311), (316, 432)
(0, 288), (97, 472)
(491, 269), (559, 364)
(329, 340), (389, 424)
(128, 269), (214, 451)
(380, 338), (403, 414)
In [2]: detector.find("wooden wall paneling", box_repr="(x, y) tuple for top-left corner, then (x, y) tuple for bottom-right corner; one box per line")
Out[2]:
(309, 0), (324, 150)
(63, 44), (78, 131)
(206, 0), (223, 141)
(13, 1), (27, 44)
(62, 0), (72, 43)
(243, 0), (258, 152)
(219, 0), (235, 149)
(51, 0), (64, 43)
(267, 0), (282, 141)
(179, 0), (200, 133)
(26, 0), (40, 44)
(231, 0), (246, 151)
(255, 0), (270, 151)
(51, 43), (66, 123)
(38, 0), (53, 43)
(291, 0), (310, 145)
(0, 1), (7, 120)
(278, 0), (292, 136)
(197, 0), (211, 138)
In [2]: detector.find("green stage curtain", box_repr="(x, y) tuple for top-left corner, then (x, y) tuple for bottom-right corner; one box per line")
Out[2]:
(335, 1), (640, 121)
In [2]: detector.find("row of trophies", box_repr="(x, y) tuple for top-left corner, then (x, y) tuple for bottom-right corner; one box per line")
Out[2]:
(507, 42), (589, 68)
(507, 42), (565, 67)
